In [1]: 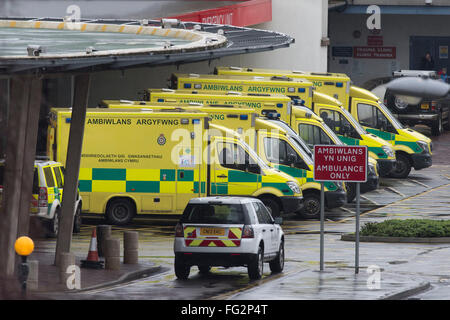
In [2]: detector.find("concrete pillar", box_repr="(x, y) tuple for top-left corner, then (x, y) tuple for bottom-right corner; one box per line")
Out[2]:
(59, 252), (75, 285)
(97, 225), (111, 258)
(123, 231), (138, 264)
(104, 238), (120, 270)
(27, 260), (38, 291)
(0, 76), (41, 278)
(55, 73), (91, 266)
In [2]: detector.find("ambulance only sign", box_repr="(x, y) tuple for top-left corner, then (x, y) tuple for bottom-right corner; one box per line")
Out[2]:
(313, 145), (367, 182)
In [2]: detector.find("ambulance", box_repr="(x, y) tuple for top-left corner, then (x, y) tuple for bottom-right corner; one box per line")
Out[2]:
(216, 67), (433, 178)
(47, 108), (303, 223)
(103, 98), (379, 203)
(170, 73), (314, 110)
(167, 75), (395, 177)
(104, 102), (347, 218)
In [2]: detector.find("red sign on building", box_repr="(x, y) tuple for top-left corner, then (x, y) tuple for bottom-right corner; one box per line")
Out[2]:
(164, 0), (272, 27)
(354, 46), (396, 59)
(367, 35), (383, 46)
(314, 145), (367, 182)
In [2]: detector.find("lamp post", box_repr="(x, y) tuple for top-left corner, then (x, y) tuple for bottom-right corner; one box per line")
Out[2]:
(14, 236), (34, 293)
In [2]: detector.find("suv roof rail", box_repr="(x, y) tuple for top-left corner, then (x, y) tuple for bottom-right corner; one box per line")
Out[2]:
(35, 155), (50, 160)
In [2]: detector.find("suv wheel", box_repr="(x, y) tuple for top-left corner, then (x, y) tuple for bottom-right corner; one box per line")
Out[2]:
(106, 198), (135, 225)
(431, 113), (443, 136)
(390, 153), (411, 179)
(198, 266), (211, 274)
(175, 257), (190, 280)
(248, 245), (264, 280)
(47, 207), (61, 238)
(73, 204), (82, 233)
(269, 241), (284, 273)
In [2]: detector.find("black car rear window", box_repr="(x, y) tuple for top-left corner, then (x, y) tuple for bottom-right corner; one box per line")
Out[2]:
(181, 203), (248, 224)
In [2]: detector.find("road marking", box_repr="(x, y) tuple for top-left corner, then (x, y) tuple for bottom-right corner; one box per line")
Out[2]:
(408, 179), (431, 188)
(384, 187), (406, 197)
(208, 268), (305, 300)
(360, 195), (380, 206)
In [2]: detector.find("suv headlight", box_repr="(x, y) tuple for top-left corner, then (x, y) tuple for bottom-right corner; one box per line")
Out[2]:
(417, 140), (429, 153)
(287, 181), (301, 194)
(382, 146), (394, 158)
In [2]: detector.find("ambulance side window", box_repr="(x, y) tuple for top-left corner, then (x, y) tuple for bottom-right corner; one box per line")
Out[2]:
(357, 103), (377, 128)
(298, 124), (332, 147)
(320, 109), (359, 139)
(358, 103), (395, 133)
(263, 137), (308, 170)
(218, 143), (259, 173)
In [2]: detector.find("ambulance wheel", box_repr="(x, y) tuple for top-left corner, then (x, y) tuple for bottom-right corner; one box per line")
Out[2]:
(106, 198), (135, 225)
(389, 153), (411, 179)
(346, 183), (356, 203)
(175, 257), (190, 280)
(260, 197), (281, 218)
(297, 193), (321, 219)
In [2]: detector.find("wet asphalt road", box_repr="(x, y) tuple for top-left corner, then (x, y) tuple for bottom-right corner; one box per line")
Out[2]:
(38, 125), (450, 300)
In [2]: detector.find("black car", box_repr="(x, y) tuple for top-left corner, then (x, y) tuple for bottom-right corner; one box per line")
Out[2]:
(369, 70), (450, 136)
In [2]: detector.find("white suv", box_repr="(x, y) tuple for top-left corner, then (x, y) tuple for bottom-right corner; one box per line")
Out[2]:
(173, 197), (285, 280)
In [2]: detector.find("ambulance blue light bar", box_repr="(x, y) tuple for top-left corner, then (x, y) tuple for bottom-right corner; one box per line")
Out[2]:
(239, 115), (248, 120)
(184, 83), (192, 89)
(298, 88), (306, 93)
(192, 119), (201, 124)
(336, 82), (344, 88)
(276, 103), (283, 108)
(157, 98), (165, 102)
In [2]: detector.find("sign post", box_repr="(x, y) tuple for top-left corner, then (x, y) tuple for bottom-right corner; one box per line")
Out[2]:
(314, 145), (368, 273)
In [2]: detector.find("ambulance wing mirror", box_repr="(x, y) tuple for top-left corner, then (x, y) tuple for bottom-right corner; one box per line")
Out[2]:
(246, 163), (260, 175)
(385, 77), (450, 99)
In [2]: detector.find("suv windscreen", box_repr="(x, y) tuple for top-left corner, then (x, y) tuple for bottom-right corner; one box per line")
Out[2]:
(181, 203), (249, 224)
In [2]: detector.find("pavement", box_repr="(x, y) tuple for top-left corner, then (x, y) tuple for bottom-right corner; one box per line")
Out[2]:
(7, 162), (450, 300)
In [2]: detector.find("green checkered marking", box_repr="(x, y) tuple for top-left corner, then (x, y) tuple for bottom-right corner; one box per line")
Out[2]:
(92, 168), (126, 181)
(211, 183), (228, 195)
(178, 170), (194, 181)
(193, 181), (206, 193)
(228, 170), (261, 183)
(277, 165), (307, 178)
(262, 183), (293, 195)
(126, 181), (160, 193)
(160, 169), (176, 181)
(79, 180), (92, 192)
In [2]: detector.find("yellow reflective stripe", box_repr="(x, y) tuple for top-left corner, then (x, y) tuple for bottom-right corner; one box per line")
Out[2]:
(229, 227), (242, 239)
(222, 240), (238, 247)
(184, 227), (196, 238)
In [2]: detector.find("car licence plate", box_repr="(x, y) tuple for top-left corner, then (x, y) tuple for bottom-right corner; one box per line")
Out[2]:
(200, 227), (225, 236)
(421, 103), (429, 110)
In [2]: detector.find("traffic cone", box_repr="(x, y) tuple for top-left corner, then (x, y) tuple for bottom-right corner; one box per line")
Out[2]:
(81, 228), (104, 269)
